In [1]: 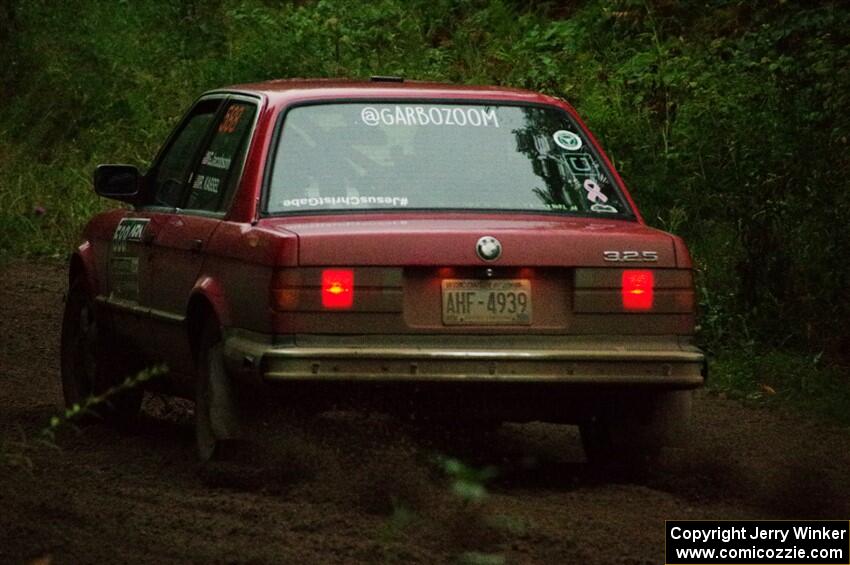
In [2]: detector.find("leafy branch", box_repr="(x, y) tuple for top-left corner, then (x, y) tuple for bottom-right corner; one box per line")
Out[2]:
(1, 364), (167, 469)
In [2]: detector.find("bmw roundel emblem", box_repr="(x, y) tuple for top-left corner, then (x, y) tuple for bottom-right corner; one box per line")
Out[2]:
(476, 236), (502, 262)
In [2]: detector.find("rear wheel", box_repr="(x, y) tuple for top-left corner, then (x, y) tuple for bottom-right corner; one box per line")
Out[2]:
(195, 321), (242, 461)
(580, 391), (692, 470)
(60, 277), (143, 423)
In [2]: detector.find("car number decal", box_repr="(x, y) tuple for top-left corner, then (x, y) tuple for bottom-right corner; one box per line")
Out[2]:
(112, 218), (149, 254)
(109, 218), (149, 301)
(218, 104), (247, 134)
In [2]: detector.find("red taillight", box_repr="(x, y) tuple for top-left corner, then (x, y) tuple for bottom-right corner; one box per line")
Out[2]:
(322, 269), (354, 309)
(622, 270), (654, 310)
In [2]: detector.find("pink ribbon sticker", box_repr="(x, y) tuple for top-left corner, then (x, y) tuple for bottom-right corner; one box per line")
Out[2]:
(583, 179), (608, 203)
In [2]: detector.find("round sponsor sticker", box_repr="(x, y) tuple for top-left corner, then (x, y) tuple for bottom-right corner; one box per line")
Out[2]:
(552, 130), (583, 151)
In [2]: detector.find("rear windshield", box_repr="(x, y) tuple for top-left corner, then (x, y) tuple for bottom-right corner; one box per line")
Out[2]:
(267, 102), (632, 217)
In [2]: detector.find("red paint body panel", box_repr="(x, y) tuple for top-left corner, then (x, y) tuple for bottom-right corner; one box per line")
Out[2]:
(190, 276), (230, 327)
(671, 235), (693, 269)
(70, 241), (99, 295)
(77, 208), (131, 298)
(199, 222), (299, 334)
(263, 214), (675, 267)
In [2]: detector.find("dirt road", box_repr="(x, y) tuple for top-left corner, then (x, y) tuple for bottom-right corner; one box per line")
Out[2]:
(1, 261), (848, 564)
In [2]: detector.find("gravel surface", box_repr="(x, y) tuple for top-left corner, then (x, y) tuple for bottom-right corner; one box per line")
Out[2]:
(1, 261), (848, 564)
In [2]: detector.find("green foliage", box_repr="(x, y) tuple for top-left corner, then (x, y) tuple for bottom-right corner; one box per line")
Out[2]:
(41, 364), (167, 441)
(437, 456), (508, 562)
(457, 551), (506, 565)
(439, 456), (498, 503)
(1, 0), (848, 368)
(709, 349), (850, 425)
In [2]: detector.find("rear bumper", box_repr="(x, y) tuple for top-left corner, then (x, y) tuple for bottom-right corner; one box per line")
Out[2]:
(223, 332), (705, 389)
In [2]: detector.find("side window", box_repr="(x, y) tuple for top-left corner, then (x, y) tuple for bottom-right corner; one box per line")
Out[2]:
(184, 101), (257, 212)
(150, 100), (221, 208)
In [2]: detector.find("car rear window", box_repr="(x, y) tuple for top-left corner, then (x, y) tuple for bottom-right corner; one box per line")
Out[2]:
(267, 102), (631, 217)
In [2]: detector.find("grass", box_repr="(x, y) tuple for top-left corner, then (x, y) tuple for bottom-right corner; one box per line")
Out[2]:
(708, 350), (850, 426)
(0, 148), (112, 262)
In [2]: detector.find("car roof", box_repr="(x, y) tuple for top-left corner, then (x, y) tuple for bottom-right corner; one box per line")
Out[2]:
(212, 78), (566, 108)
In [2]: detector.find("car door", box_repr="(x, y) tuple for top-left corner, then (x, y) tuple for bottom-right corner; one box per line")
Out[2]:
(145, 96), (259, 374)
(127, 97), (224, 366)
(103, 101), (222, 359)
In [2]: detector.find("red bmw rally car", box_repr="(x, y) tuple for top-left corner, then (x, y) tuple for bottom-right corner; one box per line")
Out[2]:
(61, 78), (705, 463)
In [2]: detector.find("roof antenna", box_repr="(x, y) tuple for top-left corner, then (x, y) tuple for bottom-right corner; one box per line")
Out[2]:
(370, 75), (404, 83)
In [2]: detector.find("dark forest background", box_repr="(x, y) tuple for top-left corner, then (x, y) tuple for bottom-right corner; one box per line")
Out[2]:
(1, 0), (848, 417)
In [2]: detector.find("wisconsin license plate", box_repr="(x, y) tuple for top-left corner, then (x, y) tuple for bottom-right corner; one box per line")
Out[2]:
(441, 279), (532, 325)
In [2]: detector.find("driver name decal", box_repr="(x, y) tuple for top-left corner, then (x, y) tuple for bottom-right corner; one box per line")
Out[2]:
(280, 196), (409, 209)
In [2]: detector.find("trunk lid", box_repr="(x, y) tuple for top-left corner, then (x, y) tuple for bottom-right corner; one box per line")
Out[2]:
(262, 213), (678, 268)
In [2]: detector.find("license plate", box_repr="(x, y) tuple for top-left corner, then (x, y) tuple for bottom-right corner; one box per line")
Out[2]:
(441, 279), (532, 325)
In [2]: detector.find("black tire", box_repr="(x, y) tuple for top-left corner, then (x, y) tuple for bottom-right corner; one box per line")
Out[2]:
(59, 277), (143, 424)
(195, 321), (242, 461)
(580, 391), (692, 470)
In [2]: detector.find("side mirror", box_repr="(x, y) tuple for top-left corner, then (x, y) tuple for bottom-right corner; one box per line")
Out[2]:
(94, 164), (140, 203)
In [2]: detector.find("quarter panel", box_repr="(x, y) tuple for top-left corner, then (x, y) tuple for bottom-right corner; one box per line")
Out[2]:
(197, 221), (299, 335)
